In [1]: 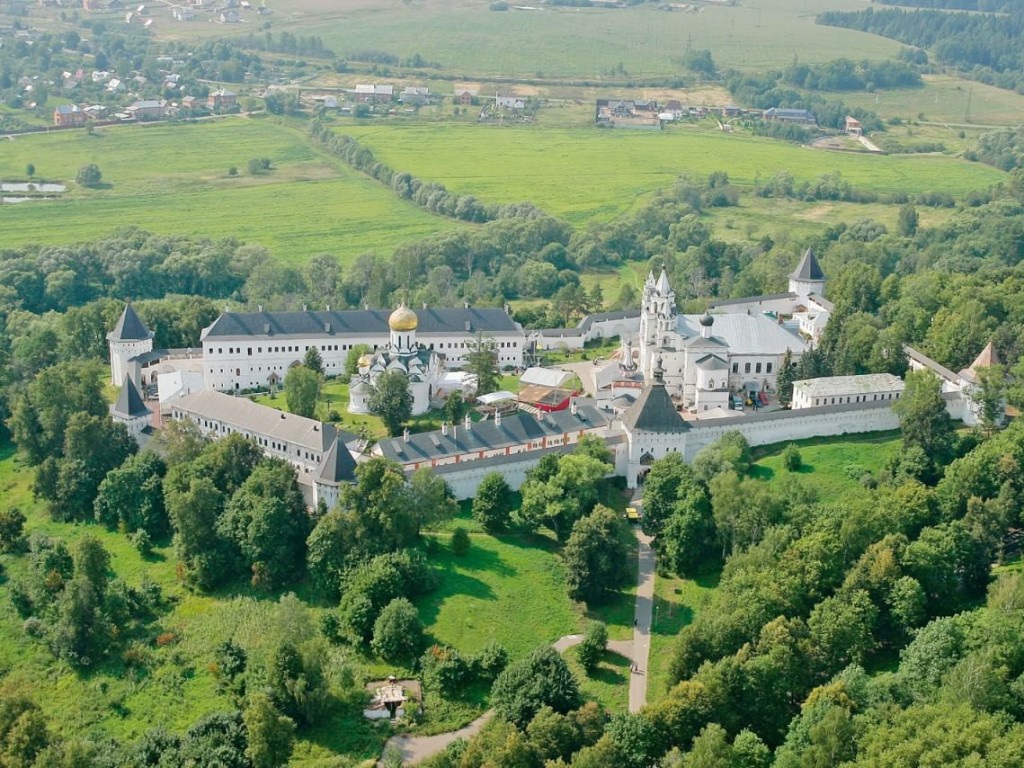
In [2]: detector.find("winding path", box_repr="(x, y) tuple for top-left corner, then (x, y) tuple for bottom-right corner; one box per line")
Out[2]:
(379, 527), (656, 765)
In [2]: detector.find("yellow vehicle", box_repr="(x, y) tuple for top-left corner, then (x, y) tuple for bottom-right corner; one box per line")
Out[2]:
(625, 507), (641, 523)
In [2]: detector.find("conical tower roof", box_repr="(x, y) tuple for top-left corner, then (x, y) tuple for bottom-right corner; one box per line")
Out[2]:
(656, 268), (673, 294)
(111, 375), (151, 419)
(108, 303), (152, 342)
(790, 247), (825, 282)
(622, 361), (689, 434)
(970, 341), (1000, 371)
(315, 436), (358, 486)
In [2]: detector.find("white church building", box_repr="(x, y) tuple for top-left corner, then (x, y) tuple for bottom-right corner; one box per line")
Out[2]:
(349, 304), (445, 416)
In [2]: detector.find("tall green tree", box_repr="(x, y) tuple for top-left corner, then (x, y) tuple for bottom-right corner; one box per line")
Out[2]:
(302, 347), (324, 375)
(219, 459), (309, 590)
(472, 472), (514, 533)
(776, 348), (796, 406)
(243, 694), (295, 768)
(563, 505), (630, 605)
(465, 334), (501, 397)
(285, 365), (321, 419)
(368, 370), (413, 436)
(491, 646), (582, 729)
(893, 370), (956, 476)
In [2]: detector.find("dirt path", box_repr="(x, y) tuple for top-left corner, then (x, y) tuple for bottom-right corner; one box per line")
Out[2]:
(381, 711), (493, 766)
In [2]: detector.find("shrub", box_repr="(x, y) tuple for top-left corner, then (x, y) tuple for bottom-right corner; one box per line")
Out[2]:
(228, 166), (238, 177)
(422, 645), (473, 696)
(451, 527), (470, 557)
(472, 640), (510, 681)
(75, 163), (102, 187)
(577, 622), (608, 674)
(782, 444), (802, 472)
(371, 598), (424, 662)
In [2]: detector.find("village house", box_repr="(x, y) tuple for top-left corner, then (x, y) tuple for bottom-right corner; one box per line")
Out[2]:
(354, 84), (394, 104)
(845, 115), (863, 136)
(399, 86), (429, 106)
(126, 99), (167, 121)
(53, 104), (87, 127)
(207, 88), (237, 110)
(495, 93), (526, 110)
(764, 107), (817, 125)
(454, 89), (477, 105)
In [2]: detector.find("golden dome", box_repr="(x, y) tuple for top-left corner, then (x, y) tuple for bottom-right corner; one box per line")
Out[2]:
(357, 353), (373, 368)
(388, 302), (418, 332)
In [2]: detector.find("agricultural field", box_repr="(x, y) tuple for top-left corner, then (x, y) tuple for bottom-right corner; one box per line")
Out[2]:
(342, 121), (1006, 224)
(0, 119), (461, 266)
(212, 0), (903, 79)
(838, 74), (1024, 128)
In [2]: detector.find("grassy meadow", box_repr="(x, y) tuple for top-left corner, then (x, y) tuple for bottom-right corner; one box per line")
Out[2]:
(0, 118), (460, 266)
(342, 121), (1006, 224)
(232, 0), (902, 79)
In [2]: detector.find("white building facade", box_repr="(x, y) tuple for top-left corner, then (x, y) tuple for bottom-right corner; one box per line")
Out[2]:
(199, 306), (526, 392)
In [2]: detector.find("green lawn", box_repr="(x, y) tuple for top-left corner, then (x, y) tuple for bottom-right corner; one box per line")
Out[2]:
(566, 645), (631, 715)
(749, 431), (903, 499)
(342, 122), (1005, 225)
(419, 531), (580, 660)
(647, 569), (718, 702)
(0, 119), (460, 266)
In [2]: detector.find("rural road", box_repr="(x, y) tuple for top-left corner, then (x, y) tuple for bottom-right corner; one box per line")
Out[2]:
(379, 525), (657, 764)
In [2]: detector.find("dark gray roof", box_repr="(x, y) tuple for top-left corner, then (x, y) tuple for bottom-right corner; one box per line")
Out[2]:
(536, 328), (584, 338)
(315, 437), (358, 486)
(202, 307), (521, 341)
(622, 381), (689, 433)
(709, 292), (798, 308)
(424, 433), (625, 476)
(108, 303), (152, 341)
(375, 403), (610, 464)
(696, 354), (730, 371)
(112, 375), (150, 418)
(791, 248), (824, 282)
(577, 309), (641, 333)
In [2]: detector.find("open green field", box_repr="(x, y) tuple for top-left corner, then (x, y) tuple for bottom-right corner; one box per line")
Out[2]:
(750, 430), (902, 498)
(0, 119), (460, 266)
(647, 569), (718, 702)
(343, 122), (1006, 224)
(220, 0), (902, 79)
(839, 74), (1024, 128)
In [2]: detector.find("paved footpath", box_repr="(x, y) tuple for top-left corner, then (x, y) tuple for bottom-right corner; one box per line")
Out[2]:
(379, 527), (657, 764)
(629, 528), (656, 713)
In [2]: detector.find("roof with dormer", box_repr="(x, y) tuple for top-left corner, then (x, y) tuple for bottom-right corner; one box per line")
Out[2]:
(108, 303), (152, 342)
(790, 247), (825, 282)
(111, 375), (151, 419)
(200, 307), (521, 341)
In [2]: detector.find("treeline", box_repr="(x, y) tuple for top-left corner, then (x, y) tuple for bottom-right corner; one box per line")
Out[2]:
(782, 57), (922, 91)
(877, 0), (1024, 11)
(817, 8), (1024, 91)
(237, 31), (334, 59)
(967, 125), (1024, 171)
(725, 70), (886, 132)
(309, 121), (548, 223)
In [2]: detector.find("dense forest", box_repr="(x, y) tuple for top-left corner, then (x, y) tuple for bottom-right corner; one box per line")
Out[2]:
(817, 7), (1024, 92)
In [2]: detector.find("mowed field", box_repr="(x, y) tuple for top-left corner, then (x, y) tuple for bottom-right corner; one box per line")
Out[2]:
(838, 74), (1024, 128)
(232, 0), (903, 78)
(344, 122), (1006, 224)
(0, 119), (460, 266)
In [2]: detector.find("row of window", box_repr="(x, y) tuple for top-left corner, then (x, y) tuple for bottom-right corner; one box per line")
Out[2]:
(811, 392), (900, 407)
(212, 340), (521, 356)
(732, 361), (774, 375)
(181, 415), (322, 463)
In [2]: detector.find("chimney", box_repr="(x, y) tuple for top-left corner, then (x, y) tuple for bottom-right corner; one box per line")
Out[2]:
(464, 299), (470, 309)
(422, 302), (428, 309)
(495, 410), (502, 427)
(303, 304), (308, 312)
(258, 304), (263, 312)
(441, 422), (448, 436)
(403, 427), (410, 443)
(464, 413), (472, 431)
(364, 303), (369, 311)
(326, 304), (331, 312)
(570, 399), (578, 416)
